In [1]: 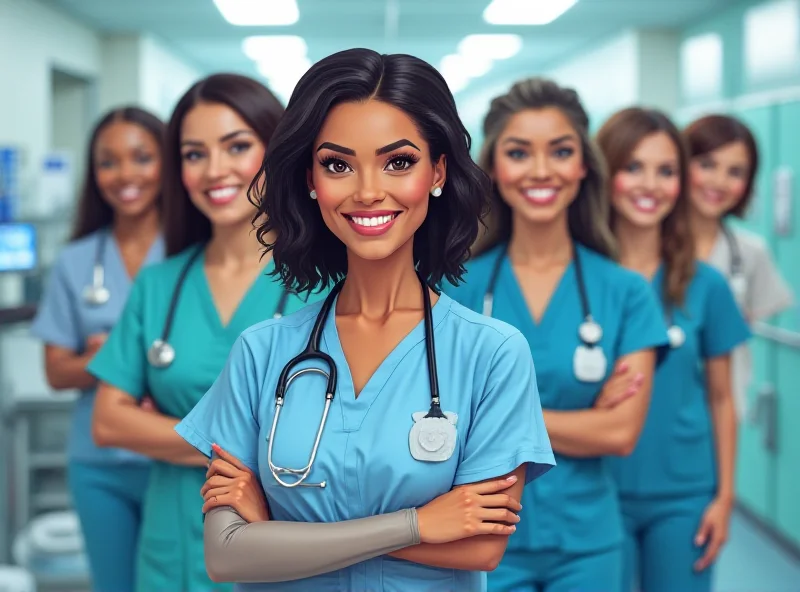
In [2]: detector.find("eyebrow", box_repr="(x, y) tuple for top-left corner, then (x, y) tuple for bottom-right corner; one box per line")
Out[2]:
(315, 138), (421, 157)
(180, 129), (255, 148)
(501, 134), (576, 146)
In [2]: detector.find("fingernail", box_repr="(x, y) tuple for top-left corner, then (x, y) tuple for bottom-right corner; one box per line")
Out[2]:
(509, 525), (516, 532)
(506, 475), (517, 482)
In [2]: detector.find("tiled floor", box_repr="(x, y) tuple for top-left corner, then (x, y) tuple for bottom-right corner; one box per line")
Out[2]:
(714, 511), (800, 592)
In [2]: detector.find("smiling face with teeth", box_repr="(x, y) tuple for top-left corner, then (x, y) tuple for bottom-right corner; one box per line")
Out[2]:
(609, 131), (681, 229)
(179, 102), (266, 232)
(93, 121), (162, 219)
(308, 99), (446, 264)
(491, 108), (587, 227)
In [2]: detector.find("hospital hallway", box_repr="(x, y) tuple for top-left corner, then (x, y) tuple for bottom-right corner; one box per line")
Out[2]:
(711, 511), (800, 591)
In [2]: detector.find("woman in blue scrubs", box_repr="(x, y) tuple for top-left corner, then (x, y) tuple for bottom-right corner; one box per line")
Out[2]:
(31, 106), (166, 592)
(597, 107), (750, 592)
(175, 49), (556, 591)
(86, 74), (311, 592)
(446, 78), (670, 592)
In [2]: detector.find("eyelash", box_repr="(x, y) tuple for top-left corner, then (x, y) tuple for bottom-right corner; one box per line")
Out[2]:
(318, 152), (421, 174)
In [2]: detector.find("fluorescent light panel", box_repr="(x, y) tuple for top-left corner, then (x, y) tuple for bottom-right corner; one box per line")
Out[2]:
(441, 34), (522, 95)
(214, 0), (299, 26)
(483, 0), (578, 25)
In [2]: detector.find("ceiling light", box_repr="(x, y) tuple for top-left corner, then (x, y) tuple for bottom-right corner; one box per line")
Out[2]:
(458, 34), (522, 60)
(214, 0), (299, 26)
(242, 35), (307, 61)
(483, 0), (578, 25)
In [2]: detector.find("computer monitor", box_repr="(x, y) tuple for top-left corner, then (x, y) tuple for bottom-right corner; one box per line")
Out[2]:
(0, 223), (37, 272)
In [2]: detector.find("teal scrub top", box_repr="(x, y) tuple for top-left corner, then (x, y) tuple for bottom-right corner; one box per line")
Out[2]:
(610, 262), (751, 498)
(445, 243), (669, 554)
(88, 245), (322, 592)
(31, 228), (164, 464)
(176, 291), (556, 592)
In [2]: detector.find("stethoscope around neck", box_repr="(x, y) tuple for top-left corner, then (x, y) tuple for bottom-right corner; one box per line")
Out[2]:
(721, 224), (746, 300)
(82, 232), (112, 306)
(267, 271), (443, 489)
(483, 244), (607, 382)
(146, 245), (292, 369)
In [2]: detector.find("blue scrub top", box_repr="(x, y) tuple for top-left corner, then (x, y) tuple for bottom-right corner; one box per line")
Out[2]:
(30, 228), (164, 464)
(177, 291), (556, 592)
(610, 262), (751, 498)
(445, 243), (669, 554)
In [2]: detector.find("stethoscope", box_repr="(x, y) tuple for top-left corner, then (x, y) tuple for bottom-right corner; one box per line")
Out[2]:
(483, 245), (608, 382)
(146, 245), (292, 368)
(721, 224), (746, 301)
(268, 271), (444, 489)
(82, 232), (112, 306)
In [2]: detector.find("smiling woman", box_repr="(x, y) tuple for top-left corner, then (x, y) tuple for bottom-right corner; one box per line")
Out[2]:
(85, 74), (326, 592)
(174, 48), (555, 592)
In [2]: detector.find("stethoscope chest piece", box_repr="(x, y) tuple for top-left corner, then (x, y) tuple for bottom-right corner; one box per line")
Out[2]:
(147, 339), (176, 368)
(578, 319), (603, 345)
(409, 410), (458, 462)
(667, 325), (686, 349)
(573, 343), (607, 383)
(83, 284), (110, 306)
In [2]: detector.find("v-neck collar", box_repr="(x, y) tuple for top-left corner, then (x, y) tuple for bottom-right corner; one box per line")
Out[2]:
(321, 289), (452, 432)
(193, 250), (276, 332)
(499, 244), (576, 336)
(104, 229), (165, 286)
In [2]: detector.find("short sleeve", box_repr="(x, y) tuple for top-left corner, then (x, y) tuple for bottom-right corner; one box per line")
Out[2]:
(702, 271), (752, 359)
(86, 275), (148, 398)
(616, 275), (669, 358)
(175, 334), (261, 473)
(453, 331), (555, 486)
(748, 240), (793, 320)
(30, 255), (81, 351)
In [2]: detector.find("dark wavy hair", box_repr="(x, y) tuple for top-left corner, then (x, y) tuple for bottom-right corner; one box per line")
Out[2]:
(250, 48), (491, 292)
(71, 106), (165, 240)
(162, 73), (285, 256)
(683, 114), (759, 218)
(597, 107), (695, 307)
(474, 77), (616, 259)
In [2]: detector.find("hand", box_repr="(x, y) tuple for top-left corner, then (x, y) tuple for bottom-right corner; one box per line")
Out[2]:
(694, 496), (733, 571)
(140, 395), (158, 412)
(594, 362), (643, 409)
(415, 475), (521, 544)
(85, 333), (108, 356)
(201, 444), (270, 523)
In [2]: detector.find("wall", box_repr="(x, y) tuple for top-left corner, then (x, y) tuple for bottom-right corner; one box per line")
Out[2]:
(139, 36), (202, 120)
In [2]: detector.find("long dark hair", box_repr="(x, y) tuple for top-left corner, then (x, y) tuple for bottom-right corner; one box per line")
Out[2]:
(162, 73), (285, 256)
(596, 107), (695, 306)
(250, 48), (491, 292)
(474, 77), (616, 259)
(71, 107), (165, 240)
(683, 114), (759, 218)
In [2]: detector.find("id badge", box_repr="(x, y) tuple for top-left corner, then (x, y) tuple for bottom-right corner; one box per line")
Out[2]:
(573, 345), (607, 382)
(409, 411), (458, 462)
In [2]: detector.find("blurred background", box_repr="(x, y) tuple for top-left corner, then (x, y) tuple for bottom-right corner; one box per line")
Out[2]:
(1, 0), (800, 590)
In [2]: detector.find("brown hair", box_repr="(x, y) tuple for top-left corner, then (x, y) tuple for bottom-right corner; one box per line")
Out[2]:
(162, 73), (285, 256)
(474, 77), (617, 259)
(683, 114), (759, 218)
(596, 107), (695, 307)
(72, 107), (165, 240)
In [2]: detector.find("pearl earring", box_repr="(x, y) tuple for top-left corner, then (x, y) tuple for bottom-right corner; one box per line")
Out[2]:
(310, 190), (317, 200)
(431, 187), (443, 197)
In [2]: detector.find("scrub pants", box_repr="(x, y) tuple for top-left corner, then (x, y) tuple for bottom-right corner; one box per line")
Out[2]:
(619, 493), (714, 592)
(68, 461), (150, 592)
(487, 546), (622, 592)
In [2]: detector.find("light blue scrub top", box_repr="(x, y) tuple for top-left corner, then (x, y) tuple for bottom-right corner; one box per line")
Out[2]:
(445, 243), (670, 554)
(610, 262), (751, 498)
(177, 291), (556, 592)
(30, 228), (164, 464)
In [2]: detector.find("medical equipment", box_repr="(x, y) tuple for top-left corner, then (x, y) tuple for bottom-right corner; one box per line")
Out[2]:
(721, 224), (746, 300)
(483, 245), (607, 382)
(147, 246), (291, 368)
(267, 271), (447, 489)
(82, 232), (110, 306)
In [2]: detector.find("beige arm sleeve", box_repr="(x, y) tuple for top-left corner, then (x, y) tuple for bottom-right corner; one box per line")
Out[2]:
(203, 506), (420, 584)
